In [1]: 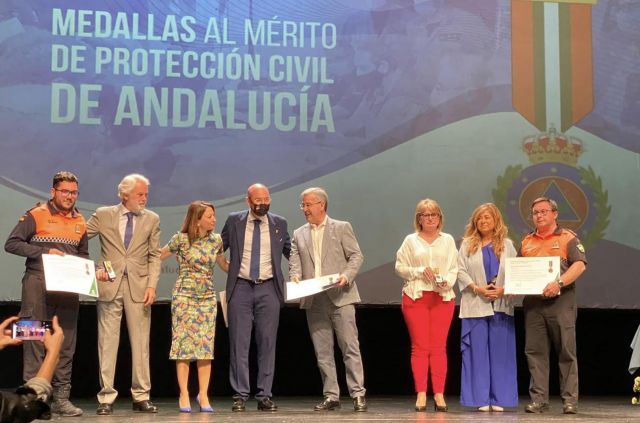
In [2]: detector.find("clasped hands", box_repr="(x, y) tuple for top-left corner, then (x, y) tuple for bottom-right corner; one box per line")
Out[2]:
(474, 284), (504, 301)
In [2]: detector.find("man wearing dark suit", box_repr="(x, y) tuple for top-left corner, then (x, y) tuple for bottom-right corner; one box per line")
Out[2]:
(221, 183), (291, 412)
(289, 187), (367, 412)
(87, 174), (161, 415)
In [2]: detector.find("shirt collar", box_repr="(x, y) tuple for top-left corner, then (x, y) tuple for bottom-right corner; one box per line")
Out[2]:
(310, 215), (328, 230)
(248, 210), (267, 223)
(533, 225), (562, 239)
(119, 203), (144, 217)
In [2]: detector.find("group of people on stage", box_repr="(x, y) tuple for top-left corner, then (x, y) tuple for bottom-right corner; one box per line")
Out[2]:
(1, 170), (587, 418)
(395, 198), (586, 414)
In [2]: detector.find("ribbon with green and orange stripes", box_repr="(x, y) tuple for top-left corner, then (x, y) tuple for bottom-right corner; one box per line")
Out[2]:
(511, 0), (595, 132)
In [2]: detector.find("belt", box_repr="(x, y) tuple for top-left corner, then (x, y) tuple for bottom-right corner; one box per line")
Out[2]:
(239, 277), (273, 285)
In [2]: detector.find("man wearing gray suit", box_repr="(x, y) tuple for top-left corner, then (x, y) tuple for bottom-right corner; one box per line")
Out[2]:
(87, 174), (161, 415)
(289, 187), (367, 412)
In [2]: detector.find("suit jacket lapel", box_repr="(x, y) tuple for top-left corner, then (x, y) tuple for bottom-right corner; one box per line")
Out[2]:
(112, 206), (127, 253)
(267, 213), (277, 263)
(301, 224), (314, 265)
(235, 211), (249, 255)
(128, 211), (147, 250)
(320, 218), (332, 263)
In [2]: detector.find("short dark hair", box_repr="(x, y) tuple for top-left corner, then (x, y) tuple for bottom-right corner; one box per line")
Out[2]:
(52, 171), (78, 188)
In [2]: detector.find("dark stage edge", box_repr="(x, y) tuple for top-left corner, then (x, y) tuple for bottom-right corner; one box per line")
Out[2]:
(48, 396), (638, 422)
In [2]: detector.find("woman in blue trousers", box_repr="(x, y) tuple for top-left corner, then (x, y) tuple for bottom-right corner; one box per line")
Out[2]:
(457, 203), (518, 411)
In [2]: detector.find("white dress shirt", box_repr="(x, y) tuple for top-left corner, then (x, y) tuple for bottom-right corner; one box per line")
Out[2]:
(310, 216), (327, 278)
(239, 212), (273, 280)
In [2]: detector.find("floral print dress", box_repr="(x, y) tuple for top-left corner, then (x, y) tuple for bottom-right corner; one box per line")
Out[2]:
(167, 232), (223, 360)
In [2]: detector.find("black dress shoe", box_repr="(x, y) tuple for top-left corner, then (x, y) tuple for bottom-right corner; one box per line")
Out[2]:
(314, 397), (341, 411)
(257, 398), (278, 411)
(96, 403), (113, 415)
(434, 402), (448, 412)
(132, 400), (158, 413)
(231, 398), (246, 412)
(353, 396), (367, 412)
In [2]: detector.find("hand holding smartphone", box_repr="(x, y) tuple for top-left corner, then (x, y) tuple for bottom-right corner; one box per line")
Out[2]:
(12, 319), (52, 341)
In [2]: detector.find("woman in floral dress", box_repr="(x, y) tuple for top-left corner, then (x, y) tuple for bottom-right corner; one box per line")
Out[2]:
(161, 201), (228, 412)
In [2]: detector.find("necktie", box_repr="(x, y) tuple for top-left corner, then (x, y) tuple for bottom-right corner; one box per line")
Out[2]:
(124, 212), (135, 249)
(249, 219), (261, 280)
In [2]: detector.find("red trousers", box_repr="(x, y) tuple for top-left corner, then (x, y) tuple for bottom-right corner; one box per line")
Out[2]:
(402, 291), (455, 393)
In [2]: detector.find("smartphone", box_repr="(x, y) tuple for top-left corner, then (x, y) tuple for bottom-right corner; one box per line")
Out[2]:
(11, 319), (52, 340)
(103, 260), (116, 281)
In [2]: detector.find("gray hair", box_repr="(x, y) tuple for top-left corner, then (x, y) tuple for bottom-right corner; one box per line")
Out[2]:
(301, 187), (328, 211)
(118, 174), (150, 199)
(531, 196), (558, 211)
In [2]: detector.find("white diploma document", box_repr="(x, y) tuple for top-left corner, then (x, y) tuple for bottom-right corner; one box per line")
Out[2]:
(505, 256), (561, 295)
(286, 273), (340, 302)
(42, 254), (99, 297)
(218, 290), (228, 328)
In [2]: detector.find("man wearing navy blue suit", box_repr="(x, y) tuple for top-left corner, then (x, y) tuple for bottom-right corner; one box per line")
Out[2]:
(221, 183), (291, 412)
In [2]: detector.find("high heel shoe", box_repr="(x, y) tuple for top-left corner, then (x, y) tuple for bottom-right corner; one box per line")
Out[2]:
(415, 405), (427, 412)
(196, 396), (214, 413)
(434, 402), (448, 412)
(178, 397), (191, 413)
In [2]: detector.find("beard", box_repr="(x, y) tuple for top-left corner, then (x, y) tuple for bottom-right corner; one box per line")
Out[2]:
(53, 198), (75, 213)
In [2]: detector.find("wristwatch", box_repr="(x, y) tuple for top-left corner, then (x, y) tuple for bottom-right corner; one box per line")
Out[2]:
(557, 279), (564, 289)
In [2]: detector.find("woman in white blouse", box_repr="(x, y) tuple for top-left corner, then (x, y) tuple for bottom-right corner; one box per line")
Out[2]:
(395, 198), (458, 412)
(457, 203), (518, 411)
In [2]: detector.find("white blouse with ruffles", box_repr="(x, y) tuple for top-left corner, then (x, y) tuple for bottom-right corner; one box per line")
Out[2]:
(395, 232), (458, 301)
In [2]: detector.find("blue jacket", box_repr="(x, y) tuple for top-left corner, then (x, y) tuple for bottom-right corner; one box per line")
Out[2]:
(221, 210), (291, 304)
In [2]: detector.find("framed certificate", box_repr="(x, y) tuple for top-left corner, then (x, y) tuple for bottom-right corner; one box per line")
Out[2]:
(504, 256), (561, 295)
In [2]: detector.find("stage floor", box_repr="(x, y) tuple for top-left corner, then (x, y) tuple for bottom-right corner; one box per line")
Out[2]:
(58, 396), (638, 422)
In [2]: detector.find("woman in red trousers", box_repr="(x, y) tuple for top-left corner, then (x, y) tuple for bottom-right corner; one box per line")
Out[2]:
(395, 198), (458, 412)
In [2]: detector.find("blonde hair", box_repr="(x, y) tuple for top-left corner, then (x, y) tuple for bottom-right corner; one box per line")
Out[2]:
(462, 203), (508, 257)
(414, 198), (444, 232)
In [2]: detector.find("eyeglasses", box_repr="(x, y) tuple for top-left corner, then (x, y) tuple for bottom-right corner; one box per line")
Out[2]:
(419, 213), (440, 219)
(55, 189), (79, 197)
(531, 209), (555, 217)
(299, 201), (322, 210)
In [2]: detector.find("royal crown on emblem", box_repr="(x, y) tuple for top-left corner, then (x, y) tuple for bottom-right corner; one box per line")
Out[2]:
(522, 126), (583, 166)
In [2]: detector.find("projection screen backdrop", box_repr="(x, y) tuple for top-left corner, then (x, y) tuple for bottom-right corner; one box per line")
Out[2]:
(0, 0), (638, 308)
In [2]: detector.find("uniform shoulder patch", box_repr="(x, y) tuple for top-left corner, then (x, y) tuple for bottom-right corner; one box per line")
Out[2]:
(577, 243), (585, 253)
